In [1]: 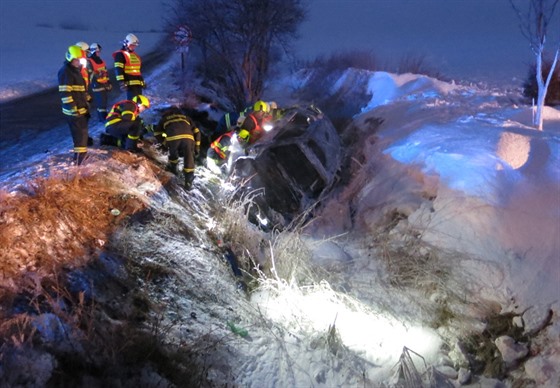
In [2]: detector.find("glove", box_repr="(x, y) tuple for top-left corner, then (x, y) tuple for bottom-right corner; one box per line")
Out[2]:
(119, 82), (127, 91)
(105, 83), (113, 91)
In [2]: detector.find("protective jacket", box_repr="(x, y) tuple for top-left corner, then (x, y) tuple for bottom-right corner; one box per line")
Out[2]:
(58, 61), (89, 117)
(105, 100), (139, 126)
(113, 48), (144, 87)
(155, 108), (201, 176)
(214, 111), (241, 138)
(209, 131), (234, 160)
(240, 111), (270, 144)
(87, 54), (111, 91)
(154, 110), (201, 149)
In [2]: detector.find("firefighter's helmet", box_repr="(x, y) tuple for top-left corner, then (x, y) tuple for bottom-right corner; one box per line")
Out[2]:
(253, 100), (270, 113)
(89, 42), (102, 53)
(238, 129), (250, 143)
(66, 45), (86, 62)
(75, 41), (89, 51)
(132, 95), (150, 109)
(124, 33), (140, 46)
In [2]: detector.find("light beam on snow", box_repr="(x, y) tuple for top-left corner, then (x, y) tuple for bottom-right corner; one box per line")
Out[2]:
(252, 280), (441, 379)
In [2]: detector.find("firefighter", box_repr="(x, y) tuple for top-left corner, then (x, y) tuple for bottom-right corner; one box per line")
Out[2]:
(268, 101), (285, 122)
(113, 33), (144, 100)
(87, 42), (112, 121)
(153, 106), (201, 190)
(213, 105), (253, 140)
(206, 129), (248, 175)
(75, 41), (90, 89)
(102, 95), (150, 152)
(58, 45), (90, 165)
(206, 131), (236, 175)
(238, 100), (271, 144)
(213, 111), (241, 140)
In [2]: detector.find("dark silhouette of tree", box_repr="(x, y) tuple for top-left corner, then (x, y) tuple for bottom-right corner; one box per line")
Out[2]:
(169, 0), (306, 110)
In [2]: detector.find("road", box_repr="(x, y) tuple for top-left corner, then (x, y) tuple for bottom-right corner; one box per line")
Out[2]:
(0, 49), (170, 176)
(0, 49), (169, 143)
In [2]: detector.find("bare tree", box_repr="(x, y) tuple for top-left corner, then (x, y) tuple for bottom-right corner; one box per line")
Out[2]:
(169, 0), (306, 110)
(510, 0), (559, 130)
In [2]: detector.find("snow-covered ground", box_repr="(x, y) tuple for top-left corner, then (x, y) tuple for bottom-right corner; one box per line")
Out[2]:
(1, 4), (559, 388)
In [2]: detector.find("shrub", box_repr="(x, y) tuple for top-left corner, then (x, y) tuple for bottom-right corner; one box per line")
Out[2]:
(522, 58), (560, 106)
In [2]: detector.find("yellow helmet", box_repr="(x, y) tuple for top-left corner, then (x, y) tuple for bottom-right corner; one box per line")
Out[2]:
(66, 45), (86, 62)
(253, 100), (270, 113)
(238, 129), (250, 143)
(132, 95), (150, 109)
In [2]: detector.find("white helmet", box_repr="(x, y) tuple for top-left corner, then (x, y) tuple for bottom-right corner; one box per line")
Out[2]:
(124, 33), (139, 46)
(75, 41), (89, 51)
(89, 42), (101, 52)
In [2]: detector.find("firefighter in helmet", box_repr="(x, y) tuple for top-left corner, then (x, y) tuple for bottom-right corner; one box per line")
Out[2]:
(101, 95), (150, 152)
(74, 41), (90, 89)
(113, 33), (144, 99)
(87, 42), (112, 121)
(206, 131), (236, 175)
(58, 45), (90, 165)
(238, 100), (271, 145)
(152, 106), (201, 190)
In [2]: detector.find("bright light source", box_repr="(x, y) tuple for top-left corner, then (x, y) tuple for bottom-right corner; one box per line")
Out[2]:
(79, 58), (88, 67)
(256, 212), (268, 227)
(251, 280), (441, 381)
(263, 124), (273, 132)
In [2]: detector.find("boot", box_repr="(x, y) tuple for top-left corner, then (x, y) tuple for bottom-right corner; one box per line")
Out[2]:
(165, 163), (178, 175)
(74, 152), (86, 166)
(125, 138), (142, 153)
(184, 172), (194, 190)
(100, 133), (119, 146)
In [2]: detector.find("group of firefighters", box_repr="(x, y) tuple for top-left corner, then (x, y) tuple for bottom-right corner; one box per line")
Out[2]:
(58, 33), (282, 190)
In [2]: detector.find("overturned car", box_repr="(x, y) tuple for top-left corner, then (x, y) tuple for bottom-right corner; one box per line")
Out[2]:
(229, 105), (342, 228)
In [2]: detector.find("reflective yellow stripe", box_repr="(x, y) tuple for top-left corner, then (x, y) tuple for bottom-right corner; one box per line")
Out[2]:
(74, 147), (87, 153)
(165, 134), (194, 142)
(184, 167), (195, 173)
(105, 118), (121, 126)
(128, 134), (140, 140)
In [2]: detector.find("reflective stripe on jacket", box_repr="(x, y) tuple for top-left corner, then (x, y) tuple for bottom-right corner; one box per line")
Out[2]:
(156, 112), (201, 147)
(105, 100), (139, 127)
(58, 62), (89, 117)
(210, 131), (234, 160)
(88, 56), (110, 90)
(113, 49), (144, 86)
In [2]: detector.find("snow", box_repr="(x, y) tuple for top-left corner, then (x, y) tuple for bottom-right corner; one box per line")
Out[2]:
(1, 3), (560, 387)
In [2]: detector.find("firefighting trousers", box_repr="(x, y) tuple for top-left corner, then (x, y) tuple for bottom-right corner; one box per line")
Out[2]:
(92, 89), (109, 121)
(66, 115), (89, 154)
(105, 118), (143, 149)
(126, 86), (143, 101)
(167, 138), (195, 173)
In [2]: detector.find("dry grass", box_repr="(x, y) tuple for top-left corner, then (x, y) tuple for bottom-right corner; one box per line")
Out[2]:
(0, 153), (159, 295)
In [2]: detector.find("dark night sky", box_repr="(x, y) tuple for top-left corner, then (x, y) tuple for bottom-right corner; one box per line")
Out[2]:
(0, 0), (559, 84)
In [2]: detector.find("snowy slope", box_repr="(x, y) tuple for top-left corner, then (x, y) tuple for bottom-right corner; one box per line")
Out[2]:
(2, 50), (559, 386)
